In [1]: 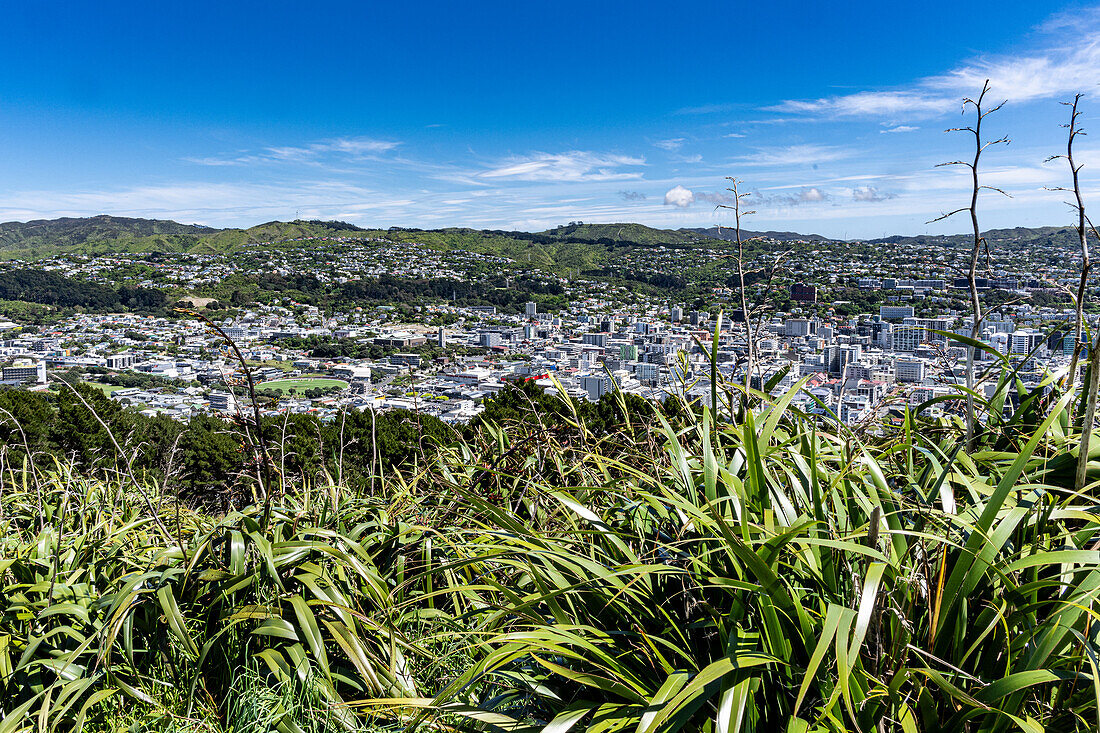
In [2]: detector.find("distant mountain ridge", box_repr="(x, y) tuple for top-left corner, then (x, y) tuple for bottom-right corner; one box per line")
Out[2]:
(867, 225), (1079, 249)
(688, 226), (832, 243)
(0, 215), (214, 247)
(0, 215), (1080, 262)
(0, 216), (374, 259)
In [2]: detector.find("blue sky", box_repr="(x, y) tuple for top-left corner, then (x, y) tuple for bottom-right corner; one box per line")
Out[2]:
(2, 1), (1100, 237)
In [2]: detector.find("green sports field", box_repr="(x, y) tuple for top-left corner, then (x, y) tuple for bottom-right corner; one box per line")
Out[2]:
(86, 382), (125, 396)
(256, 377), (349, 395)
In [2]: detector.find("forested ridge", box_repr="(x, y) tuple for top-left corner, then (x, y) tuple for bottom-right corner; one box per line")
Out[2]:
(0, 269), (169, 311)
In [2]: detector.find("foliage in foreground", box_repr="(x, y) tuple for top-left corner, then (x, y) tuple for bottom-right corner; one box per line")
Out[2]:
(3, 371), (1100, 731)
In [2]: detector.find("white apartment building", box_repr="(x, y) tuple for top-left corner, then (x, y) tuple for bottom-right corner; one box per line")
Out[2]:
(891, 325), (924, 352)
(895, 358), (926, 383)
(880, 305), (915, 320)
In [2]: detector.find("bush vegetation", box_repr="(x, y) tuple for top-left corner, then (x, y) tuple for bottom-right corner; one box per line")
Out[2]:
(1, 356), (1100, 732)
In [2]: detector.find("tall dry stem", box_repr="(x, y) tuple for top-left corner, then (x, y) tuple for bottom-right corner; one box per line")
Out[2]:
(929, 79), (1009, 447)
(716, 177), (756, 398)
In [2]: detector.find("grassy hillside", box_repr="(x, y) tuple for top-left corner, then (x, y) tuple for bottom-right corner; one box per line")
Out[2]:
(0, 217), (739, 267)
(0, 215), (1079, 273)
(0, 214), (215, 246)
(0, 215), (215, 258)
(0, 216), (376, 259)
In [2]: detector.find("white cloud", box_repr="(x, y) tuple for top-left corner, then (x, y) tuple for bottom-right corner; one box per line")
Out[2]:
(183, 155), (256, 166)
(769, 11), (1100, 120)
(928, 46), (1100, 104)
(735, 144), (851, 167)
(723, 132), (747, 138)
(769, 91), (952, 118)
(664, 185), (695, 207)
(851, 186), (898, 202)
(478, 151), (645, 182)
(0, 181), (416, 227)
(266, 137), (401, 160)
(654, 138), (686, 150)
(881, 125), (919, 134)
(187, 137), (401, 167)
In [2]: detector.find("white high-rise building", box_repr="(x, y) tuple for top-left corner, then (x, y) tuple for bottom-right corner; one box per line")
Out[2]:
(1010, 330), (1044, 355)
(1, 359), (46, 384)
(525, 301), (538, 319)
(902, 317), (952, 343)
(891, 325), (924, 352)
(879, 305), (914, 320)
(895, 358), (926, 383)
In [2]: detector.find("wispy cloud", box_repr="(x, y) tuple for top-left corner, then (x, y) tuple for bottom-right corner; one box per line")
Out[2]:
(694, 191), (733, 206)
(183, 154), (260, 167)
(851, 186), (898, 202)
(0, 181), (417, 227)
(769, 15), (1100, 120)
(478, 151), (645, 182)
(654, 138), (686, 150)
(880, 125), (919, 134)
(768, 91), (951, 118)
(674, 103), (734, 115)
(186, 137), (401, 167)
(734, 144), (851, 167)
(755, 187), (831, 207)
(266, 137), (400, 160)
(695, 186), (832, 208)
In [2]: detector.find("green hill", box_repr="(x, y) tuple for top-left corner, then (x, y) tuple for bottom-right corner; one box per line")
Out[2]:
(0, 215), (1079, 270)
(0, 216), (374, 259)
(867, 225), (1080, 250)
(0, 215), (216, 258)
(0, 216), (747, 270)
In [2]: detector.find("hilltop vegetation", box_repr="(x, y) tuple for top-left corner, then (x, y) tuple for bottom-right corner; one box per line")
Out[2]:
(869, 225), (1082, 251)
(0, 269), (168, 311)
(0, 215), (215, 259)
(0, 215), (215, 247)
(0, 216), (376, 260)
(0, 215), (1086, 277)
(0, 216), (757, 275)
(0, 215), (810, 267)
(4, 365), (1100, 731)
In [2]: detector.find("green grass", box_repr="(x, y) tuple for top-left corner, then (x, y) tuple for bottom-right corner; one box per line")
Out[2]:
(246, 358), (294, 372)
(257, 376), (349, 394)
(85, 381), (125, 395)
